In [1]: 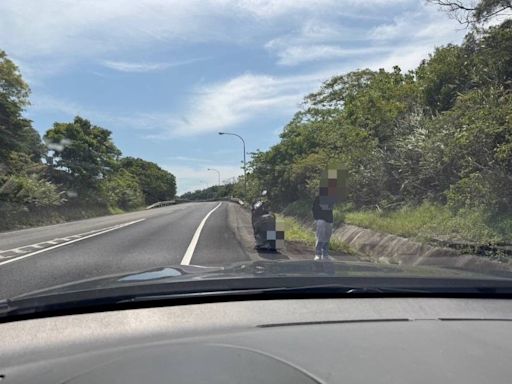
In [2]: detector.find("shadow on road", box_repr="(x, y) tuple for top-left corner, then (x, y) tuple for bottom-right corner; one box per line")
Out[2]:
(256, 248), (290, 260)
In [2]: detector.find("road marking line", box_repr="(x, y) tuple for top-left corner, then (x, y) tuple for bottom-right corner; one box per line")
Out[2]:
(0, 219), (146, 267)
(180, 202), (222, 266)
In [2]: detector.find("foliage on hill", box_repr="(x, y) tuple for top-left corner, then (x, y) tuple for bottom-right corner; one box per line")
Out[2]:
(240, 20), (512, 224)
(0, 51), (176, 229)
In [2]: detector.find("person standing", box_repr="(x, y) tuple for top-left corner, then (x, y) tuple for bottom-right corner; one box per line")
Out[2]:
(312, 194), (333, 261)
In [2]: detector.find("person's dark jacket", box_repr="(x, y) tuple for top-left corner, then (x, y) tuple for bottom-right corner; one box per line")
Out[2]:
(312, 196), (333, 223)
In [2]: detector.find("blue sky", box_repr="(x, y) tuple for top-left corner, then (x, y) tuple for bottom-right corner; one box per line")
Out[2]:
(0, 0), (467, 193)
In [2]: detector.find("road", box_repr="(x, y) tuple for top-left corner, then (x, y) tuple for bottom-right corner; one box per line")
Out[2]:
(0, 202), (261, 298)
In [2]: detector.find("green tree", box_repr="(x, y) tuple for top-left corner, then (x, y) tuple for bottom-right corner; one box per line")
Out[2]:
(429, 87), (512, 212)
(416, 44), (471, 113)
(44, 116), (121, 191)
(0, 50), (44, 163)
(99, 169), (144, 210)
(469, 20), (512, 89)
(120, 157), (176, 204)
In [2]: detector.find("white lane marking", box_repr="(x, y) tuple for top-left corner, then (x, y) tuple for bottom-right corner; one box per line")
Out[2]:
(180, 202), (222, 266)
(0, 229), (130, 256)
(0, 219), (146, 267)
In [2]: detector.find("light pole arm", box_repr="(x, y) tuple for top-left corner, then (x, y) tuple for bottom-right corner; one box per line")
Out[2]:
(208, 168), (221, 186)
(219, 132), (247, 197)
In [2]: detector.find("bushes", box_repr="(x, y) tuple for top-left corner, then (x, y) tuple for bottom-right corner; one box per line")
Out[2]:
(99, 169), (144, 210)
(282, 200), (313, 221)
(0, 201), (111, 232)
(239, 21), (512, 237)
(0, 174), (63, 207)
(0, 152), (64, 208)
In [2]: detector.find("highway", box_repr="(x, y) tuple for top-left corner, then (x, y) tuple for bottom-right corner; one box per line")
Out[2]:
(0, 202), (263, 298)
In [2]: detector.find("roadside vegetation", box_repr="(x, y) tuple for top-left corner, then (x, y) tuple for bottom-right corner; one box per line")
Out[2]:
(0, 52), (176, 231)
(277, 214), (352, 254)
(190, 2), (512, 245)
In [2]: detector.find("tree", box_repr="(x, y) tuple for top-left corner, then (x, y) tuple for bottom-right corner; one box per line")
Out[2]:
(428, 0), (512, 25)
(416, 45), (472, 113)
(99, 169), (144, 210)
(0, 152), (63, 208)
(120, 157), (176, 204)
(469, 20), (512, 89)
(429, 87), (512, 212)
(0, 50), (44, 163)
(180, 183), (235, 201)
(44, 116), (121, 191)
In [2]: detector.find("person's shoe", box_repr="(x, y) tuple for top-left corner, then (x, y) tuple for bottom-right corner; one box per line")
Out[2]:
(314, 255), (321, 261)
(322, 255), (333, 261)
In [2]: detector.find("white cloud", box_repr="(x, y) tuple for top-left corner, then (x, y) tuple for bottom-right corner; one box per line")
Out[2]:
(149, 70), (339, 138)
(265, 3), (466, 67)
(101, 58), (208, 73)
(219, 0), (412, 18)
(0, 0), (418, 78)
(268, 43), (393, 66)
(14, 0), (469, 144)
(0, 1), (204, 58)
(26, 68), (337, 139)
(101, 61), (171, 73)
(369, 8), (463, 42)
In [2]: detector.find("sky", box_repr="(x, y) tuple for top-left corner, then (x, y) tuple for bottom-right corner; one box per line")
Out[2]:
(0, 0), (468, 194)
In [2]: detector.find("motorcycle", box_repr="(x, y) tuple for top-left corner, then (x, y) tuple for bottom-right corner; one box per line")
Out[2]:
(251, 190), (277, 250)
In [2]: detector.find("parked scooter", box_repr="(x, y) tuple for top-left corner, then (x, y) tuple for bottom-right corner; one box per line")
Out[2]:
(251, 190), (277, 250)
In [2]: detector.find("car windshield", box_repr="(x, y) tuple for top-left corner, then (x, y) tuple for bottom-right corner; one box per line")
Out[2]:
(1, 1), (512, 313)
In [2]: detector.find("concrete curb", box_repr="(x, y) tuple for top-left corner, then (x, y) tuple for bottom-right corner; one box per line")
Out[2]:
(333, 223), (512, 273)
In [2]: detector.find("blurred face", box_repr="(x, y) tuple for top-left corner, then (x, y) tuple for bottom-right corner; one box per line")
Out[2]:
(319, 169), (339, 208)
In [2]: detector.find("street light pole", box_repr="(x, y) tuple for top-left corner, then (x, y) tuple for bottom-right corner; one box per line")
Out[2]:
(218, 132), (247, 197)
(207, 168), (221, 186)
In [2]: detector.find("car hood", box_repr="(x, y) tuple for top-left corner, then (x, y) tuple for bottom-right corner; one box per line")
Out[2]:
(9, 258), (507, 301)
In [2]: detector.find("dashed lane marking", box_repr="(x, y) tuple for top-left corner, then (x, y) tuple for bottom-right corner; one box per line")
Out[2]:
(0, 219), (146, 266)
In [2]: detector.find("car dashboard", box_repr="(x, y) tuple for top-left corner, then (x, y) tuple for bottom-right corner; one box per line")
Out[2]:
(1, 297), (511, 383)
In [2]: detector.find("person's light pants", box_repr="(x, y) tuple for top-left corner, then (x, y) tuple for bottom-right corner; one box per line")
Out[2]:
(315, 219), (332, 257)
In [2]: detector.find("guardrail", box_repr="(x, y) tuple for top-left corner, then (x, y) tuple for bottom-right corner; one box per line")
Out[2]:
(229, 197), (245, 206)
(145, 200), (176, 209)
(146, 197), (248, 210)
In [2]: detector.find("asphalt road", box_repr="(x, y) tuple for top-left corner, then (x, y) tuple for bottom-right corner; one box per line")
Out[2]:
(0, 202), (258, 298)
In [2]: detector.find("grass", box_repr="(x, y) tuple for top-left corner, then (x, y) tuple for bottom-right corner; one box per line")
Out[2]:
(277, 214), (354, 254)
(108, 206), (126, 215)
(281, 199), (512, 245)
(282, 199), (349, 226)
(344, 202), (512, 244)
(0, 202), (133, 232)
(277, 214), (315, 245)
